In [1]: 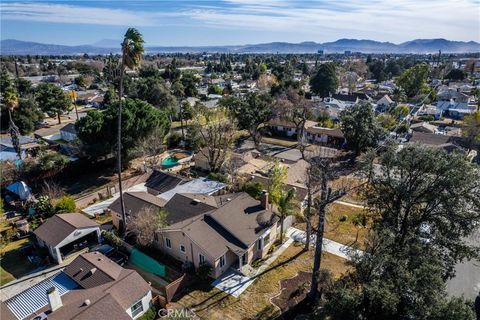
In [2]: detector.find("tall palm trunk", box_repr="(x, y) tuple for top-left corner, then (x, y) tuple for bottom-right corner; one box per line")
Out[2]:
(117, 68), (127, 236)
(179, 99), (185, 144)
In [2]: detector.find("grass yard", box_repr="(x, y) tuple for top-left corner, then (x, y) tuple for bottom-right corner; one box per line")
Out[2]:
(297, 203), (369, 249)
(173, 244), (349, 320)
(0, 238), (36, 286)
(331, 176), (365, 204)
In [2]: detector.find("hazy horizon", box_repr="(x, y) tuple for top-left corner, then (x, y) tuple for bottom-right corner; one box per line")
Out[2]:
(1, 0), (479, 46)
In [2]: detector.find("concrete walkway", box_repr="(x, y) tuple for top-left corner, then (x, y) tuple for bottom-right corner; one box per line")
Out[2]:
(81, 183), (147, 216)
(286, 227), (363, 260)
(334, 200), (366, 209)
(212, 237), (294, 298)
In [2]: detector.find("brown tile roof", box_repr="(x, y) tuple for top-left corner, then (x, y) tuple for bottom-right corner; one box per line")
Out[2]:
(33, 214), (99, 247)
(64, 251), (123, 288)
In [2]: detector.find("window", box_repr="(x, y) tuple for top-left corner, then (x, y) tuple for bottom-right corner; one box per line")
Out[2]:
(257, 238), (262, 250)
(165, 238), (171, 249)
(264, 234), (271, 246)
(180, 245), (186, 253)
(199, 254), (205, 264)
(130, 300), (144, 318)
(219, 255), (226, 268)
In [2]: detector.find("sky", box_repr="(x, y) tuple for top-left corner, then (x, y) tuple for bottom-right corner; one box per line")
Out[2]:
(1, 0), (479, 46)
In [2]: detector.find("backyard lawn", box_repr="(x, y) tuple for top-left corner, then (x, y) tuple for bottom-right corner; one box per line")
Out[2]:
(0, 238), (36, 286)
(296, 202), (369, 249)
(173, 244), (349, 320)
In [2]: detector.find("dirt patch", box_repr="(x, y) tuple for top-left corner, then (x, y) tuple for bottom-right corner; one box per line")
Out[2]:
(271, 271), (311, 313)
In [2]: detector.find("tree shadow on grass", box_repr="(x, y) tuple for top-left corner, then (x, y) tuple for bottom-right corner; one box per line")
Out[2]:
(186, 250), (305, 313)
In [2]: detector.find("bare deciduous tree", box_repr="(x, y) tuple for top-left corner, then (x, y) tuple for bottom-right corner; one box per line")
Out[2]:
(126, 206), (167, 247)
(275, 89), (313, 159)
(136, 128), (166, 169)
(197, 109), (236, 173)
(307, 154), (347, 301)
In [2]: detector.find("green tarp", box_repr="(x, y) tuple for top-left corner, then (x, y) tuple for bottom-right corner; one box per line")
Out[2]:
(129, 248), (166, 277)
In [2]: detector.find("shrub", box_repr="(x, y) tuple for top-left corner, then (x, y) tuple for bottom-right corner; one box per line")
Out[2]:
(207, 172), (227, 183)
(339, 215), (348, 222)
(55, 195), (76, 213)
(244, 181), (264, 199)
(102, 230), (122, 247)
(35, 195), (54, 217)
(196, 262), (213, 281)
(138, 307), (156, 320)
(418, 115), (434, 122)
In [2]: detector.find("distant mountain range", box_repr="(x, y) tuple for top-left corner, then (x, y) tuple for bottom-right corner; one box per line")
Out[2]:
(1, 38), (479, 55)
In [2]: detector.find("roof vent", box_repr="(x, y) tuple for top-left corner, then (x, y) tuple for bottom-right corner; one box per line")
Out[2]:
(97, 258), (102, 261)
(226, 198), (231, 201)
(84, 299), (91, 306)
(89, 268), (97, 275)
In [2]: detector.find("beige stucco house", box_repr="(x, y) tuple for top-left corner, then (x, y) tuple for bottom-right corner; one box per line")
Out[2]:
(154, 192), (278, 278)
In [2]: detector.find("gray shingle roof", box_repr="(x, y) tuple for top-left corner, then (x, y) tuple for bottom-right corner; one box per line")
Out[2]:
(33, 214), (99, 247)
(163, 193), (217, 225)
(108, 192), (166, 218)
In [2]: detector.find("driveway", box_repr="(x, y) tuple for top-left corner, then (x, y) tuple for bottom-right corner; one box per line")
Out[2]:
(212, 237), (294, 297)
(446, 227), (480, 300)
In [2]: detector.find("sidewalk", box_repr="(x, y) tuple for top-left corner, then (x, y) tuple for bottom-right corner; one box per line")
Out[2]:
(334, 200), (366, 209)
(212, 236), (294, 298)
(286, 227), (363, 260)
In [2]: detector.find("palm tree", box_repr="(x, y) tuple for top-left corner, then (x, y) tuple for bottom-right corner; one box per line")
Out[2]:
(277, 188), (296, 244)
(117, 28), (144, 235)
(4, 86), (21, 159)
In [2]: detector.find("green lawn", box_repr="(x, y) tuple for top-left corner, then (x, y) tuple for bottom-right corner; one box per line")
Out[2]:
(0, 238), (36, 286)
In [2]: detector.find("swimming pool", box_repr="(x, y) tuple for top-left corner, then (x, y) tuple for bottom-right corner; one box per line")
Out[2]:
(161, 156), (179, 167)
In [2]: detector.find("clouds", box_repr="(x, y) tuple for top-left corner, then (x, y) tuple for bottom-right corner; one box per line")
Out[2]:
(0, 2), (163, 26)
(1, 1), (479, 43)
(187, 0), (480, 42)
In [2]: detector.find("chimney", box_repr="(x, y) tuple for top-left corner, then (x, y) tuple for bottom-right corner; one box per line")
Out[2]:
(260, 191), (268, 209)
(47, 287), (63, 312)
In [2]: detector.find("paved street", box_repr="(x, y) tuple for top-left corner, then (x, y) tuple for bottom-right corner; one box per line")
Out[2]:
(446, 227), (480, 300)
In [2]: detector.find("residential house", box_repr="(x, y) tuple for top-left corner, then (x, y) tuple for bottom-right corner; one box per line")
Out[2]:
(375, 94), (394, 112)
(0, 135), (42, 161)
(144, 170), (184, 196)
(268, 119), (345, 147)
(59, 123), (77, 142)
(109, 192), (167, 229)
(410, 122), (437, 134)
(0, 252), (152, 320)
(154, 192), (278, 278)
(34, 213), (101, 264)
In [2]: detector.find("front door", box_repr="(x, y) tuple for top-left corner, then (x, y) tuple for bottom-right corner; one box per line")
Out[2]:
(242, 252), (247, 265)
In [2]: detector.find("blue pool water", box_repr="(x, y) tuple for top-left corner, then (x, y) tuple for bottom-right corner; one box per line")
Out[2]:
(162, 156), (179, 167)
